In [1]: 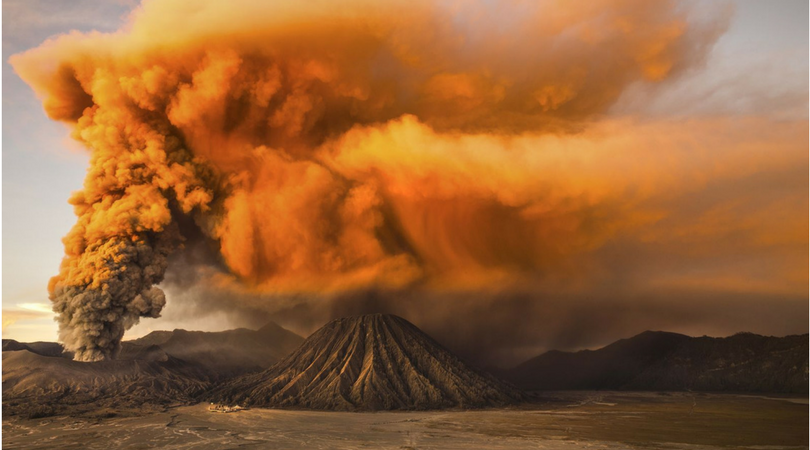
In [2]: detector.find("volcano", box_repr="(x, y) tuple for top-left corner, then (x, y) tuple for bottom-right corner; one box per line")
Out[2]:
(212, 314), (525, 410)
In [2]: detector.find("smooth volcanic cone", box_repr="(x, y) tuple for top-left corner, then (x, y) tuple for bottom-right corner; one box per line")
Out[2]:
(212, 314), (525, 410)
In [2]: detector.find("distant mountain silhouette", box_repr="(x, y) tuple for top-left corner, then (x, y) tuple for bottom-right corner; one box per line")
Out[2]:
(3, 339), (66, 358)
(504, 331), (808, 393)
(128, 322), (303, 377)
(212, 314), (525, 410)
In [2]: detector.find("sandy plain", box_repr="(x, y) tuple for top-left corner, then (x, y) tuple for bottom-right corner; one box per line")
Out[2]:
(3, 391), (807, 449)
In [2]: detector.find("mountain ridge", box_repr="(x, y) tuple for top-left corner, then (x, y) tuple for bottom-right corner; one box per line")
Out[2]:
(504, 330), (809, 393)
(128, 323), (304, 377)
(4, 322), (807, 418)
(2, 321), (303, 418)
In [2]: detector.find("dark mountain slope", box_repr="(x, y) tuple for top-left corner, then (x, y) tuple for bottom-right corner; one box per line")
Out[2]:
(129, 322), (303, 377)
(627, 332), (808, 392)
(127, 330), (174, 347)
(2, 322), (304, 418)
(212, 314), (525, 410)
(2, 339), (28, 352)
(505, 331), (808, 394)
(505, 331), (689, 390)
(2, 346), (211, 418)
(3, 339), (66, 357)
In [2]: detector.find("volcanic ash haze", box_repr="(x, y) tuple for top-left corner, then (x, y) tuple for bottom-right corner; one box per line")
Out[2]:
(11, 0), (739, 361)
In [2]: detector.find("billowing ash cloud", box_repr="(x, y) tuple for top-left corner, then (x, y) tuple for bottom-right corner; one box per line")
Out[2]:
(12, 0), (731, 361)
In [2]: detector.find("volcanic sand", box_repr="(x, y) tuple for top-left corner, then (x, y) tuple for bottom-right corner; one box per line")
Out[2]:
(3, 391), (807, 449)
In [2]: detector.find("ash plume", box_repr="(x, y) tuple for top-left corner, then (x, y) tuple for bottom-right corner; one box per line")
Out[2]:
(12, 0), (729, 361)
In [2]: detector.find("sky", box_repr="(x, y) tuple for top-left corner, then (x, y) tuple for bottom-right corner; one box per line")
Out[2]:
(3, 0), (138, 340)
(1, 0), (807, 366)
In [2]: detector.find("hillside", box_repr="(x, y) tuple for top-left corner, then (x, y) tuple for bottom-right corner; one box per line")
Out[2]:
(2, 345), (211, 418)
(128, 322), (303, 377)
(3, 339), (66, 357)
(2, 322), (304, 418)
(5, 322), (805, 419)
(505, 331), (809, 393)
(212, 314), (525, 410)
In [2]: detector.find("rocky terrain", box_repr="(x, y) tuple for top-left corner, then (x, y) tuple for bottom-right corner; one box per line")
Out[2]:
(505, 331), (809, 393)
(2, 322), (303, 418)
(128, 322), (303, 378)
(212, 314), (525, 410)
(2, 344), (210, 418)
(5, 393), (807, 449)
(4, 319), (807, 419)
(2, 339), (65, 357)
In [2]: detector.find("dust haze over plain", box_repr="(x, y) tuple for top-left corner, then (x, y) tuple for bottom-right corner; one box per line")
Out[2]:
(10, 0), (808, 365)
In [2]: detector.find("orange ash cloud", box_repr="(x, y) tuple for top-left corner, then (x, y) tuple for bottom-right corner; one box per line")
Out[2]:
(10, 0), (735, 360)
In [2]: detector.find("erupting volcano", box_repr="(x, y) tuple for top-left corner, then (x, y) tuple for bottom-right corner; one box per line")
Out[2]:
(3, 0), (807, 447)
(9, 0), (738, 362)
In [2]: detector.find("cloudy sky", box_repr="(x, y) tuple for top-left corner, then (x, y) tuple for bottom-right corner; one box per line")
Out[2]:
(2, 0), (807, 366)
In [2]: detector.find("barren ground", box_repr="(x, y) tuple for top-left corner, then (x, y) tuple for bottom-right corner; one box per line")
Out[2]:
(3, 392), (807, 449)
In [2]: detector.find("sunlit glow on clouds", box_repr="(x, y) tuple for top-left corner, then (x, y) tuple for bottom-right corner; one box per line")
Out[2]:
(2, 304), (53, 335)
(17, 302), (54, 314)
(2, 0), (807, 365)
